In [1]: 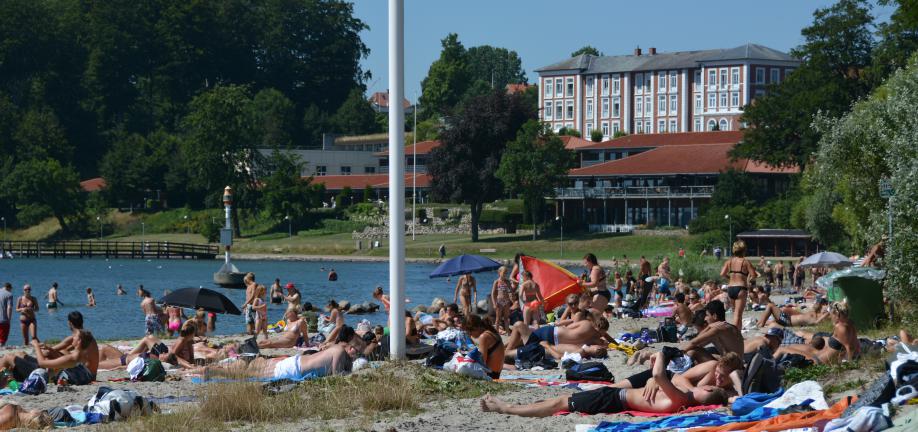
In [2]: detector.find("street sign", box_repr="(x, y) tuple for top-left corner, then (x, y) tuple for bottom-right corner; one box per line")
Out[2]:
(879, 178), (894, 199)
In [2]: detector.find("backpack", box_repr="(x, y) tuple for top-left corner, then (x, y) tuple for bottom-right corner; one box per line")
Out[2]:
(743, 352), (782, 394)
(565, 362), (614, 382)
(425, 339), (458, 368)
(657, 318), (678, 343)
(85, 386), (158, 422)
(239, 337), (260, 356)
(128, 358), (166, 382)
(515, 342), (557, 370)
(19, 368), (48, 395)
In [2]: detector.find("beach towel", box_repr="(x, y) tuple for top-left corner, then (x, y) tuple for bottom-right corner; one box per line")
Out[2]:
(732, 388), (785, 416)
(823, 406), (892, 432)
(764, 381), (827, 411)
(556, 404), (722, 418)
(680, 397), (853, 432)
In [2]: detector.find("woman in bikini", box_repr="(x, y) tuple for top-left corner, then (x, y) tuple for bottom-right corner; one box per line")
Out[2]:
(719, 240), (757, 328)
(519, 271), (544, 326)
(16, 285), (38, 346)
(165, 305), (184, 337)
(453, 273), (477, 318)
(465, 314), (504, 379)
(490, 266), (513, 334)
(579, 253), (610, 312)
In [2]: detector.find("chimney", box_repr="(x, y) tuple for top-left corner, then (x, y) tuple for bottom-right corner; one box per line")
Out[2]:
(634, 47), (642, 56)
(649, 47), (657, 55)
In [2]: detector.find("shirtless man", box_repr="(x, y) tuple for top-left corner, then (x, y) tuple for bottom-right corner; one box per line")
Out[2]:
(540, 342), (607, 361)
(240, 273), (257, 335)
(678, 300), (744, 363)
(46, 282), (59, 310)
(757, 298), (829, 327)
(138, 288), (161, 335)
(258, 309), (308, 349)
(505, 318), (610, 351)
(673, 293), (693, 335)
(198, 342), (356, 381)
(32, 311), (99, 385)
(0, 330), (98, 385)
(744, 327), (784, 356)
(774, 336), (831, 365)
(481, 351), (728, 417)
(774, 262), (786, 289)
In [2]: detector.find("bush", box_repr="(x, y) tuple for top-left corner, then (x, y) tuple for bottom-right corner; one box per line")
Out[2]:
(199, 220), (220, 243)
(590, 129), (603, 142)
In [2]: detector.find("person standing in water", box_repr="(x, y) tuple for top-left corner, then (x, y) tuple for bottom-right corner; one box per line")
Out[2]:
(116, 284), (126, 295)
(284, 282), (301, 312)
(328, 269), (338, 281)
(453, 273), (477, 318)
(17, 285), (38, 345)
(85, 288), (96, 307)
(138, 287), (161, 335)
(46, 282), (59, 310)
(270, 279), (284, 304)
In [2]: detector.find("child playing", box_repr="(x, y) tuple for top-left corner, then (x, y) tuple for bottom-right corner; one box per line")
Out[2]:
(253, 284), (269, 340)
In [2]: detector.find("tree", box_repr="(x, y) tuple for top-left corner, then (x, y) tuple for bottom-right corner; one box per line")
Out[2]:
(259, 152), (323, 223)
(100, 130), (178, 207)
(733, 0), (875, 168)
(335, 186), (352, 209)
(332, 87), (381, 135)
(428, 89), (535, 241)
(363, 184), (374, 202)
(590, 129), (603, 142)
(419, 34), (470, 118)
(571, 46), (602, 57)
(497, 121), (575, 238)
(251, 88), (296, 148)
(302, 103), (331, 146)
(869, 0), (918, 84)
(0, 158), (83, 233)
(465, 45), (526, 90)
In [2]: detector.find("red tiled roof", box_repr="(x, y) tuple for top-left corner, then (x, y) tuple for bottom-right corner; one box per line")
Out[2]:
(309, 173), (431, 191)
(569, 143), (795, 176)
(368, 91), (411, 109)
(375, 140), (441, 156)
(80, 177), (107, 192)
(740, 160), (800, 174)
(560, 135), (596, 150)
(581, 131), (744, 150)
(505, 83), (533, 94)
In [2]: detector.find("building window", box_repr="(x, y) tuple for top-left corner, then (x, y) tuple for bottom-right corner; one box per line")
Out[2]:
(669, 71), (677, 92)
(553, 123), (562, 132)
(601, 75), (610, 96)
(669, 119), (677, 133)
(635, 121), (643, 134)
(719, 118), (729, 131)
(600, 98), (609, 118)
(707, 119), (717, 131)
(644, 120), (651, 133)
(669, 95), (677, 115)
(555, 101), (563, 119)
(565, 122), (573, 129)
(658, 119), (666, 133)
(719, 92), (727, 108)
(644, 96), (652, 117)
(364, 167), (376, 174)
(586, 99), (594, 119)
(555, 79), (563, 96)
(340, 166), (351, 175)
(643, 74), (650, 93)
(719, 68), (727, 89)
(770, 68), (780, 83)
(658, 95), (666, 115)
(708, 93), (716, 109)
(731, 91), (739, 107)
(315, 165), (327, 176)
(545, 79), (553, 97)
(694, 117), (702, 131)
(565, 100), (574, 120)
(658, 72), (666, 93)
(585, 122), (593, 133)
(731, 67), (740, 86)
(612, 97), (621, 118)
(635, 74), (643, 94)
(601, 121), (609, 137)
(695, 94), (702, 111)
(694, 70), (702, 91)
(586, 77), (594, 97)
(612, 122), (620, 135)
(707, 69), (716, 88)
(543, 102), (552, 120)
(612, 75), (621, 95)
(755, 67), (765, 84)
(565, 78), (574, 97)
(635, 97), (643, 117)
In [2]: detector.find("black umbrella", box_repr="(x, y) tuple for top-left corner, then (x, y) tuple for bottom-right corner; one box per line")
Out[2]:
(158, 287), (242, 315)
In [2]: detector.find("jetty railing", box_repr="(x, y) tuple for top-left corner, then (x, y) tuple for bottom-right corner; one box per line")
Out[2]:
(0, 240), (218, 259)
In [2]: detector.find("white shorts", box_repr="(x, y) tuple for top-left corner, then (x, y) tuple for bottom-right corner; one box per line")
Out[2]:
(273, 355), (301, 380)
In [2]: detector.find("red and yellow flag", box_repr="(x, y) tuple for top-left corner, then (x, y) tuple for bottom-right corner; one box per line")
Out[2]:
(520, 255), (586, 311)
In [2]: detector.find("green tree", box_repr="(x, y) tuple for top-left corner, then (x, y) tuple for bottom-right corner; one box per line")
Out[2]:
(335, 186), (353, 209)
(428, 89), (535, 241)
(497, 121), (575, 237)
(0, 158), (84, 233)
(869, 0), (918, 84)
(251, 88), (296, 148)
(260, 152), (323, 223)
(419, 33), (470, 118)
(100, 130), (178, 207)
(332, 87), (380, 135)
(302, 103), (331, 146)
(733, 0), (875, 168)
(465, 45), (526, 90)
(571, 45), (602, 57)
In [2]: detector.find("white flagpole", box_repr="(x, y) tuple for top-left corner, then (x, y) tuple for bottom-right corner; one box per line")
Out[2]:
(387, 0), (406, 360)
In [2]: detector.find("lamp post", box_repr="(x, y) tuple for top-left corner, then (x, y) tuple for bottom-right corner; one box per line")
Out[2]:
(556, 216), (563, 258)
(183, 215), (189, 234)
(1, 217), (5, 240)
(285, 215), (292, 237)
(96, 216), (102, 240)
(724, 214), (732, 256)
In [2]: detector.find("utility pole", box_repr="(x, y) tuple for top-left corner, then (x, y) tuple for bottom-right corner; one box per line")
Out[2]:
(387, 0), (406, 360)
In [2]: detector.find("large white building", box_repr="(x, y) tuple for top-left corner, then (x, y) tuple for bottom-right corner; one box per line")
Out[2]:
(536, 44), (800, 139)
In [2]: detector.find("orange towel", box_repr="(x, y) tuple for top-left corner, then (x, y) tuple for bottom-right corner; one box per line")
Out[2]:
(688, 397), (854, 432)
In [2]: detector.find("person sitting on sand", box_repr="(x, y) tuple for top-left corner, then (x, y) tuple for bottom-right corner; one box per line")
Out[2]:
(323, 300), (345, 343)
(0, 329), (98, 385)
(197, 341), (356, 381)
(505, 317), (611, 351)
(673, 293), (693, 337)
(614, 352), (743, 399)
(0, 403), (51, 429)
(743, 327), (784, 356)
(127, 324), (196, 368)
(464, 315), (504, 379)
(86, 288), (96, 307)
(676, 300), (743, 364)
(32, 311), (99, 384)
(757, 298), (830, 328)
(258, 309), (308, 349)
(481, 351), (728, 417)
(555, 294), (590, 326)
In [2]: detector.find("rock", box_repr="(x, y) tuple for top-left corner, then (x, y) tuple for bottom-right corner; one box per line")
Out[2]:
(367, 302), (380, 312)
(348, 303), (369, 314)
(339, 300), (351, 311)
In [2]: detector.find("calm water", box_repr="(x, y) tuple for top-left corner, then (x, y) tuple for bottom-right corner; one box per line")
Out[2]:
(0, 258), (488, 342)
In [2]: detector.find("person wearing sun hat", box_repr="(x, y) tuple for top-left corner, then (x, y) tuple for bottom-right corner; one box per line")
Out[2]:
(744, 326), (784, 358)
(284, 282), (301, 312)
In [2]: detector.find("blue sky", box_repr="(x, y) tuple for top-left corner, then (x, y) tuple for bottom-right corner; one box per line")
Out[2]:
(353, 0), (894, 101)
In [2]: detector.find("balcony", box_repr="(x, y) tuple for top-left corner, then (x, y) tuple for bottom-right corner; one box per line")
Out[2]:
(552, 185), (715, 200)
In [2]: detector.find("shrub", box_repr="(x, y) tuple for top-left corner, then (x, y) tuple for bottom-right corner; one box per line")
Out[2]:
(590, 129), (603, 142)
(198, 220), (220, 243)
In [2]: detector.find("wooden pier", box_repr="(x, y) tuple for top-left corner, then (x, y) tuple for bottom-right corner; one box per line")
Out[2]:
(0, 240), (218, 259)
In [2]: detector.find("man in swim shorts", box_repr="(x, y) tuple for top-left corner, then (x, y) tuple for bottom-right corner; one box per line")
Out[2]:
(505, 318), (611, 351)
(46, 282), (59, 309)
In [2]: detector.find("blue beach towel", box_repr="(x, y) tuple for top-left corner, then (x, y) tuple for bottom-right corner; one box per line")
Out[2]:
(592, 405), (787, 432)
(731, 388), (784, 416)
(190, 371), (319, 384)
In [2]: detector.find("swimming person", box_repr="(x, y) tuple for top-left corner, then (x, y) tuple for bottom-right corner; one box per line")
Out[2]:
(116, 284), (126, 295)
(328, 269), (338, 281)
(720, 240), (757, 328)
(138, 287), (161, 335)
(490, 266), (513, 333)
(46, 282), (59, 310)
(579, 253), (610, 312)
(454, 272), (477, 318)
(16, 285), (38, 345)
(86, 288), (96, 307)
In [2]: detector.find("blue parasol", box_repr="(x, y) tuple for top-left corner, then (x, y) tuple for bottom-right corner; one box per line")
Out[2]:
(429, 254), (502, 278)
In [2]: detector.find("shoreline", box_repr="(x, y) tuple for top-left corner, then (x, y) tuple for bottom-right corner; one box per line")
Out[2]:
(229, 253), (591, 267)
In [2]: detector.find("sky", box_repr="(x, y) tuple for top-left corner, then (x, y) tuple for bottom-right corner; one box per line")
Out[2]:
(353, 0), (895, 102)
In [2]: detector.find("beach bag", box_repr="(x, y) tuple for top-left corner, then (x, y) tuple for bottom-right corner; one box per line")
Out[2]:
(425, 339), (458, 368)
(657, 318), (678, 343)
(443, 352), (490, 380)
(86, 386), (157, 422)
(743, 352), (782, 395)
(239, 337), (260, 356)
(515, 342), (557, 370)
(565, 362), (614, 382)
(141, 359), (166, 382)
(19, 368), (47, 395)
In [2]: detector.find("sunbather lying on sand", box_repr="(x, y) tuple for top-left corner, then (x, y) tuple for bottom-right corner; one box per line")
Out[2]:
(613, 352), (743, 398)
(757, 298), (829, 327)
(0, 404), (50, 429)
(127, 324), (196, 368)
(258, 309), (308, 349)
(481, 351), (728, 416)
(505, 318), (611, 351)
(774, 336), (831, 364)
(195, 343), (357, 381)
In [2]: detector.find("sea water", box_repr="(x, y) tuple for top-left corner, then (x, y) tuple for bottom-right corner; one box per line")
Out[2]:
(0, 258), (486, 341)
